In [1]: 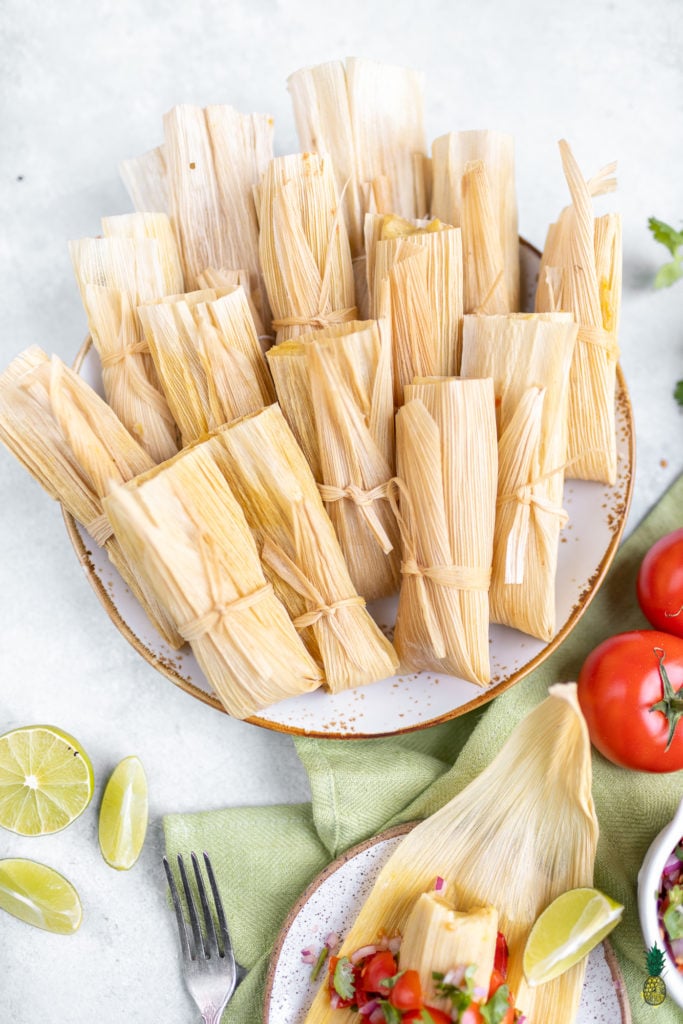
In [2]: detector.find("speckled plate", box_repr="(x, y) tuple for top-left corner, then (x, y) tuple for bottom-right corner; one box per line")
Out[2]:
(65, 240), (634, 737)
(264, 824), (632, 1024)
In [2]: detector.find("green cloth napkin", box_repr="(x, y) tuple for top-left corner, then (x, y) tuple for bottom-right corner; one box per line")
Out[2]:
(164, 473), (683, 1024)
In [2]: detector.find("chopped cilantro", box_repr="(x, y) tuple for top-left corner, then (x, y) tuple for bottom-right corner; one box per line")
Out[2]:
(380, 1001), (402, 1024)
(382, 969), (406, 990)
(649, 216), (683, 289)
(332, 956), (355, 1001)
(481, 984), (512, 1024)
(675, 380), (683, 408)
(309, 945), (328, 982)
(433, 964), (477, 1011)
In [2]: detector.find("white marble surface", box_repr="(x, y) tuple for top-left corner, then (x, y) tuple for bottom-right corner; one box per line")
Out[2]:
(0, 1), (682, 1021)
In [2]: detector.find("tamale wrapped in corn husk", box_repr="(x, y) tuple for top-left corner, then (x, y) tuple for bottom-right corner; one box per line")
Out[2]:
(138, 285), (275, 445)
(303, 684), (598, 1024)
(101, 211), (184, 297)
(0, 347), (181, 648)
(392, 377), (497, 685)
(287, 57), (427, 259)
(366, 214), (464, 389)
(102, 441), (322, 719)
(267, 320), (400, 600)
(196, 266), (269, 342)
(535, 141), (620, 484)
(119, 144), (169, 215)
(69, 231), (179, 463)
(210, 405), (398, 692)
(460, 160), (509, 313)
(257, 153), (357, 344)
(431, 130), (519, 310)
(163, 104), (273, 323)
(461, 313), (578, 641)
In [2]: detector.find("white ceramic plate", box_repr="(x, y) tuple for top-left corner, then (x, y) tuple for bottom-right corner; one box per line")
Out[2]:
(66, 240), (634, 737)
(264, 825), (632, 1024)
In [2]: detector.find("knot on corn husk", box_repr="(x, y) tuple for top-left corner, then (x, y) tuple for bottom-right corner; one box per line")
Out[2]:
(260, 538), (367, 668)
(270, 306), (358, 332)
(318, 481), (394, 555)
(99, 339), (150, 367)
(400, 560), (491, 590)
(85, 513), (115, 547)
(178, 582), (275, 643)
(578, 323), (620, 362)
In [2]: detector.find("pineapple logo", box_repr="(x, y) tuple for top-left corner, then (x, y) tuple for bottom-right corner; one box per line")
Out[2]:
(642, 944), (667, 1006)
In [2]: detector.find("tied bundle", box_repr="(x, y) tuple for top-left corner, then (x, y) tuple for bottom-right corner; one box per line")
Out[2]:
(365, 214), (464, 397)
(535, 140), (620, 484)
(211, 405), (398, 693)
(461, 313), (578, 641)
(257, 153), (357, 343)
(267, 320), (400, 601)
(138, 285), (275, 446)
(0, 347), (181, 648)
(392, 377), (497, 686)
(69, 213), (182, 464)
(302, 685), (598, 1024)
(103, 442), (322, 720)
(431, 130), (519, 311)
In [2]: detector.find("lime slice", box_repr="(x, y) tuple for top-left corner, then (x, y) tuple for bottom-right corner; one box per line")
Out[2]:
(98, 756), (148, 870)
(0, 858), (82, 933)
(523, 887), (624, 986)
(0, 725), (94, 836)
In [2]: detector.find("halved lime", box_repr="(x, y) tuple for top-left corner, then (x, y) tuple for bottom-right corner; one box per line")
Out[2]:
(0, 725), (94, 836)
(523, 887), (624, 986)
(0, 858), (82, 933)
(98, 755), (148, 870)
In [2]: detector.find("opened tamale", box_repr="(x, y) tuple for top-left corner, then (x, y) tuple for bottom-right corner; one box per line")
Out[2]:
(69, 226), (180, 463)
(210, 404), (398, 692)
(257, 153), (357, 343)
(138, 285), (275, 445)
(267, 320), (400, 600)
(302, 684), (598, 1024)
(392, 377), (497, 685)
(460, 312), (578, 641)
(0, 346), (181, 648)
(431, 130), (519, 310)
(535, 141), (620, 484)
(103, 441), (322, 719)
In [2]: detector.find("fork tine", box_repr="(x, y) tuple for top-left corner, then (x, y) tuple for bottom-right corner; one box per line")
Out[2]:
(162, 856), (192, 962)
(203, 852), (235, 966)
(177, 853), (204, 959)
(191, 852), (220, 959)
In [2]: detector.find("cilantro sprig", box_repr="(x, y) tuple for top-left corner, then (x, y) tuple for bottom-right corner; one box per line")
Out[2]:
(648, 217), (683, 406)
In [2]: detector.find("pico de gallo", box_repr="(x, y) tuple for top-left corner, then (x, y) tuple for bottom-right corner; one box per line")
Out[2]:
(324, 930), (524, 1023)
(658, 835), (683, 974)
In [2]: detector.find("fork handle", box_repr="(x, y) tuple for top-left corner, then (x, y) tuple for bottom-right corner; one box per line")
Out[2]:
(201, 1006), (226, 1024)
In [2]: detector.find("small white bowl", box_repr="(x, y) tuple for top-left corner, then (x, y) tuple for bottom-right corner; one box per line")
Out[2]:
(637, 796), (683, 1009)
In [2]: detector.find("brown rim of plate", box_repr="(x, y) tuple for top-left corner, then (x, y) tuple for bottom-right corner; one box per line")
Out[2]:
(63, 237), (636, 737)
(262, 823), (632, 1024)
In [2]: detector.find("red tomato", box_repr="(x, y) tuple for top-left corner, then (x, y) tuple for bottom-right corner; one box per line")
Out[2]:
(637, 529), (683, 638)
(389, 969), (423, 1010)
(360, 950), (397, 994)
(577, 630), (683, 771)
(460, 1005), (485, 1024)
(403, 1007), (453, 1024)
(488, 967), (506, 998)
(493, 931), (509, 978)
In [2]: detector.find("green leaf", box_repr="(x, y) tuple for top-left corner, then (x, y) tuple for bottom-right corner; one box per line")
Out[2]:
(675, 380), (683, 407)
(654, 258), (683, 289)
(649, 217), (683, 257)
(333, 956), (355, 1000)
(380, 1000), (402, 1024)
(663, 886), (683, 940)
(309, 945), (328, 982)
(481, 983), (512, 1024)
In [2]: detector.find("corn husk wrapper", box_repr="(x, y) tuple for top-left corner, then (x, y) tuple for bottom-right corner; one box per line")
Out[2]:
(101, 212), (184, 296)
(535, 141), (619, 484)
(103, 442), (322, 719)
(431, 130), (519, 310)
(196, 266), (269, 342)
(119, 144), (169, 215)
(288, 57), (427, 259)
(303, 683), (598, 1024)
(138, 286), (275, 446)
(267, 320), (400, 600)
(366, 214), (464, 390)
(0, 347), (181, 648)
(209, 405), (398, 692)
(257, 153), (357, 344)
(163, 104), (273, 324)
(461, 313), (578, 641)
(392, 377), (497, 685)
(460, 160), (509, 313)
(69, 233), (179, 464)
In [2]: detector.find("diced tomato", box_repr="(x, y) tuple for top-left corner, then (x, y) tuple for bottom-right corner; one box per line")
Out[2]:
(403, 1007), (453, 1024)
(488, 967), (506, 999)
(460, 1005), (485, 1024)
(494, 931), (509, 978)
(360, 950), (397, 994)
(389, 969), (423, 1010)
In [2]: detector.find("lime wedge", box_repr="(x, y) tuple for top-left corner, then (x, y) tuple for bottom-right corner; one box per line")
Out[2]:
(523, 887), (623, 986)
(0, 858), (82, 933)
(0, 725), (94, 836)
(98, 756), (148, 870)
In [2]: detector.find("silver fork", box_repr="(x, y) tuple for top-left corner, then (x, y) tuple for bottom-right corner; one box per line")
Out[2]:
(163, 851), (242, 1024)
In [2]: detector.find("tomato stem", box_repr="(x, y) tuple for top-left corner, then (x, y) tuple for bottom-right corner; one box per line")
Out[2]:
(649, 647), (683, 752)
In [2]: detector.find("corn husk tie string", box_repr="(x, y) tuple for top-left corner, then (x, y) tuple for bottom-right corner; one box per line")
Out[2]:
(260, 537), (367, 668)
(318, 480), (393, 554)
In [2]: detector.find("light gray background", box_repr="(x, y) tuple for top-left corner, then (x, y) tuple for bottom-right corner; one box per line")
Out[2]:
(1, 1), (681, 1020)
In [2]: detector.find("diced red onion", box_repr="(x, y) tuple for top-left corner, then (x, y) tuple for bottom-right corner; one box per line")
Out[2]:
(325, 931), (339, 951)
(671, 937), (683, 960)
(330, 992), (342, 1010)
(474, 985), (487, 999)
(351, 944), (377, 964)
(435, 875), (445, 891)
(387, 935), (402, 955)
(369, 1009), (385, 1024)
(300, 948), (316, 965)
(443, 966), (466, 987)
(359, 1000), (379, 1016)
